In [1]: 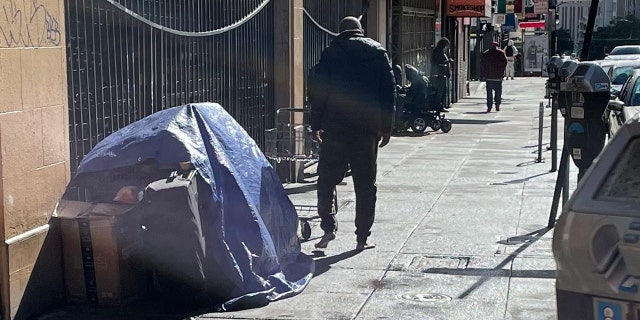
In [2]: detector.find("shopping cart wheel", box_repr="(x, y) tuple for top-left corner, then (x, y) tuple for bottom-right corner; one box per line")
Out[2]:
(301, 221), (312, 240)
(441, 119), (452, 133)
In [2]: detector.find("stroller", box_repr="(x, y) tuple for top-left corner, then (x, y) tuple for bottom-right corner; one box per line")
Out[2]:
(393, 64), (452, 134)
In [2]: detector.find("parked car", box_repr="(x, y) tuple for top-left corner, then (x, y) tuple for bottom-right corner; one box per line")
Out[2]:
(604, 45), (640, 60)
(596, 59), (640, 97)
(604, 69), (640, 137)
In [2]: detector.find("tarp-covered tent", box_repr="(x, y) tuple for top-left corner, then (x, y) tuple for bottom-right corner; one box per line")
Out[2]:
(64, 102), (314, 311)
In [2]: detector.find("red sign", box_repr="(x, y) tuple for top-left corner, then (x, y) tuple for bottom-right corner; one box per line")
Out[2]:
(447, 0), (491, 17)
(519, 21), (545, 28)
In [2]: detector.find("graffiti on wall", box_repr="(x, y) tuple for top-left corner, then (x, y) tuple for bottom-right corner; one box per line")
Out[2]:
(0, 0), (61, 48)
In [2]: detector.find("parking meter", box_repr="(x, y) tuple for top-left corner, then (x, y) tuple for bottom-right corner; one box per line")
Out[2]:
(564, 62), (610, 180)
(557, 59), (579, 117)
(553, 115), (640, 320)
(546, 55), (565, 99)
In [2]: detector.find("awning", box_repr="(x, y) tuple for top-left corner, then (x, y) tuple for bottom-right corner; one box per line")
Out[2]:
(519, 21), (545, 29)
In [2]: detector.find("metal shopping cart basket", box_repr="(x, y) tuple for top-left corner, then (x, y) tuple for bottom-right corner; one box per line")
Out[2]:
(264, 108), (337, 240)
(264, 108), (320, 164)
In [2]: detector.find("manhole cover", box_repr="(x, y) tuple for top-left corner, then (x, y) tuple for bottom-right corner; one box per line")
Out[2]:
(409, 256), (470, 271)
(400, 293), (452, 302)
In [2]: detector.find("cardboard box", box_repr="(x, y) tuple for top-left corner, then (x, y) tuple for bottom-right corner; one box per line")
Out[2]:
(54, 200), (147, 305)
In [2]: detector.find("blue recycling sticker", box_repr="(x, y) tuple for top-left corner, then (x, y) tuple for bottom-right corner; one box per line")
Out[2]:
(568, 122), (585, 134)
(596, 300), (622, 320)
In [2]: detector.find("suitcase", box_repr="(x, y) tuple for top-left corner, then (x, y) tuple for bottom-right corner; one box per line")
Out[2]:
(141, 169), (206, 305)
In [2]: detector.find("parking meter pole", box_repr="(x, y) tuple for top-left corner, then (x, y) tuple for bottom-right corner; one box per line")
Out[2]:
(548, 145), (569, 228)
(562, 143), (570, 204)
(537, 101), (544, 163)
(551, 99), (558, 171)
(547, 55), (565, 172)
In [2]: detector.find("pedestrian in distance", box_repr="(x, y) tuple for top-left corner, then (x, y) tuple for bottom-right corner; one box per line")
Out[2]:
(504, 40), (518, 80)
(308, 16), (396, 251)
(430, 37), (453, 112)
(480, 40), (508, 112)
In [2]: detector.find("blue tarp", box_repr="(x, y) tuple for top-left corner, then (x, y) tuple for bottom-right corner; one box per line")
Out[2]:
(75, 103), (314, 311)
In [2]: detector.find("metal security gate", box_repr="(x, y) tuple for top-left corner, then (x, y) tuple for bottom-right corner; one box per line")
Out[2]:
(391, 0), (437, 76)
(302, 0), (367, 99)
(66, 0), (275, 175)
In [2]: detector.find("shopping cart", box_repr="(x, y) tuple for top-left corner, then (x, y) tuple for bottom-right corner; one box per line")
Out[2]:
(263, 108), (320, 164)
(264, 108), (337, 240)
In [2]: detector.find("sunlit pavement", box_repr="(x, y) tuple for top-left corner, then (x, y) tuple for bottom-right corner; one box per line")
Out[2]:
(41, 77), (569, 320)
(204, 77), (569, 320)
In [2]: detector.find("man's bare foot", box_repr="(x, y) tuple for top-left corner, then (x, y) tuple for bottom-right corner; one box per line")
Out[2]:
(356, 242), (376, 251)
(315, 232), (336, 249)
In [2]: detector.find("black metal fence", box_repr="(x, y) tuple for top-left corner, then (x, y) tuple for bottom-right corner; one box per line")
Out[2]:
(66, 0), (275, 175)
(391, 0), (437, 76)
(302, 0), (367, 101)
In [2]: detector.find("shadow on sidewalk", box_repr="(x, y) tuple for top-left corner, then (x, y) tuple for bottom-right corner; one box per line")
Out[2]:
(450, 119), (507, 124)
(500, 171), (553, 184)
(421, 227), (552, 298)
(391, 131), (429, 137)
(312, 250), (361, 277)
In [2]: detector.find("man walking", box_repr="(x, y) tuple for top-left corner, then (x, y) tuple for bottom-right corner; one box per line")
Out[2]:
(308, 16), (395, 251)
(481, 41), (508, 112)
(504, 40), (518, 80)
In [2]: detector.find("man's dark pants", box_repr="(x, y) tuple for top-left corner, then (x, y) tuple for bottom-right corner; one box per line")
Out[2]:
(485, 80), (503, 108)
(317, 132), (378, 243)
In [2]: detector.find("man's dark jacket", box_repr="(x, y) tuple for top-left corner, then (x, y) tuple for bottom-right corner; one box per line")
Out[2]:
(480, 48), (508, 80)
(309, 31), (395, 135)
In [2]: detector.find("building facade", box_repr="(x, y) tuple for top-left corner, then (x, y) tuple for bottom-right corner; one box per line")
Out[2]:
(557, 0), (591, 51)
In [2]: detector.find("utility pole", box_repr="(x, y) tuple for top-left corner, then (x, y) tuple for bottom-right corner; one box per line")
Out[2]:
(580, 0), (599, 61)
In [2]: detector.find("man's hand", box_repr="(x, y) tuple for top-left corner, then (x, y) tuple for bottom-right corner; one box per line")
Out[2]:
(312, 130), (323, 143)
(378, 132), (390, 148)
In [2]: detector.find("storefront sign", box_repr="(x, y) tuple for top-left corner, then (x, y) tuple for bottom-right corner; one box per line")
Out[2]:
(534, 0), (548, 14)
(447, 0), (491, 17)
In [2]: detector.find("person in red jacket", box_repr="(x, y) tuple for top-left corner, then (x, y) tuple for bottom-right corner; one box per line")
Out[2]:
(480, 41), (508, 112)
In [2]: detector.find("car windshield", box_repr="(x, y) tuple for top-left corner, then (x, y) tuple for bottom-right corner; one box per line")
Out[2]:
(611, 47), (640, 55)
(612, 66), (638, 84)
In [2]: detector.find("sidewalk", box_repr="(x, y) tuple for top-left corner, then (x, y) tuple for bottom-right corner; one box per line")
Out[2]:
(41, 77), (570, 320)
(204, 77), (569, 319)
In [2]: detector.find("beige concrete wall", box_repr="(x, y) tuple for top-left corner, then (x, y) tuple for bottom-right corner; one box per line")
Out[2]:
(455, 18), (470, 98)
(273, 0), (306, 182)
(0, 0), (69, 318)
(273, 0), (305, 114)
(366, 0), (388, 47)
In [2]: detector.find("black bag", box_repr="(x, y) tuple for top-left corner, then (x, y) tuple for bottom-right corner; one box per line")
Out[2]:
(506, 46), (514, 57)
(141, 170), (206, 305)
